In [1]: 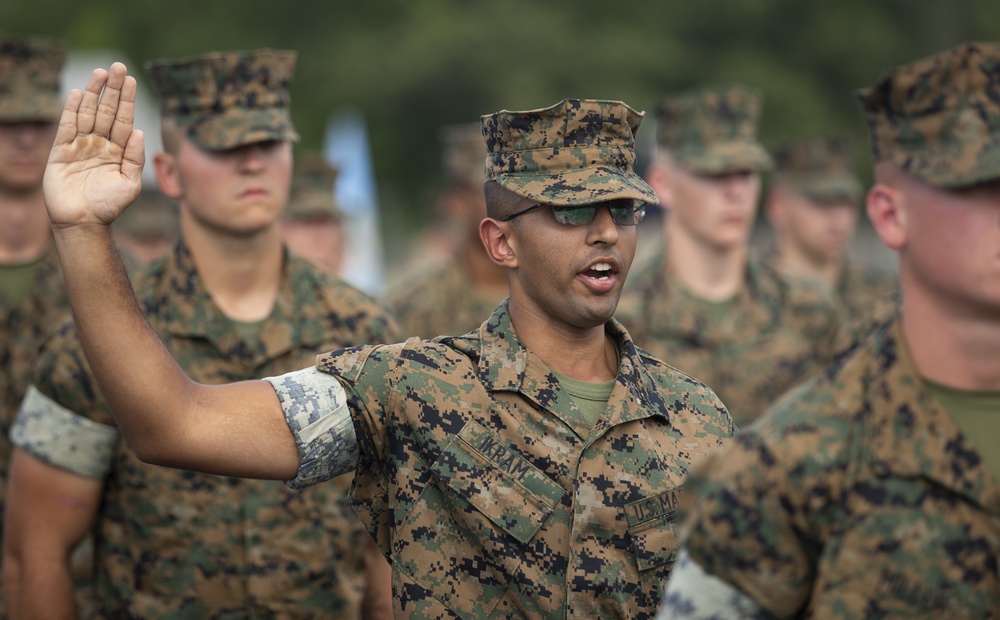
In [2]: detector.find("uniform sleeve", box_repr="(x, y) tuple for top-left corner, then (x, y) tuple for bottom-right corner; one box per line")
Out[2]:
(677, 387), (851, 618)
(263, 367), (360, 489)
(657, 550), (774, 620)
(12, 319), (121, 478)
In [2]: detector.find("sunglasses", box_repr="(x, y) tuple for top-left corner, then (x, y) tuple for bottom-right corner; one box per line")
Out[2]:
(498, 199), (647, 226)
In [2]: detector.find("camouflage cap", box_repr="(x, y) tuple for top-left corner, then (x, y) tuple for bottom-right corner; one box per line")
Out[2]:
(145, 48), (299, 151)
(482, 99), (657, 206)
(439, 122), (487, 189)
(857, 41), (1000, 188)
(0, 34), (66, 122)
(114, 188), (180, 239)
(773, 137), (863, 204)
(655, 84), (773, 175)
(285, 154), (342, 221)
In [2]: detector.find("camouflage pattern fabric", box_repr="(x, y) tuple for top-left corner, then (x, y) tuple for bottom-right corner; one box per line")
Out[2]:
(857, 41), (1000, 189)
(655, 84), (773, 174)
(307, 300), (734, 619)
(383, 262), (507, 339)
(440, 122), (488, 189)
(112, 187), (180, 239)
(0, 245), (67, 521)
(772, 136), (864, 204)
(617, 254), (844, 427)
(0, 34), (65, 121)
(22, 242), (399, 618)
(285, 153), (342, 221)
(835, 261), (898, 322)
(482, 99), (658, 206)
(145, 48), (300, 151)
(678, 318), (1000, 618)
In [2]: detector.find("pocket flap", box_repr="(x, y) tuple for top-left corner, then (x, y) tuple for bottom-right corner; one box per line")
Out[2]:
(625, 489), (683, 571)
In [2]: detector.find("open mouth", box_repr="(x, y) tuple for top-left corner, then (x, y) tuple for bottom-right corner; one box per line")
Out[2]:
(582, 262), (615, 280)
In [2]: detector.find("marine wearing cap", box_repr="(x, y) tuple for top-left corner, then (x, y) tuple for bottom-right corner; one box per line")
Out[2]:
(0, 34), (66, 122)
(773, 137), (863, 204)
(286, 154), (342, 222)
(439, 122), (487, 190)
(482, 98), (658, 206)
(655, 84), (773, 174)
(145, 48), (299, 151)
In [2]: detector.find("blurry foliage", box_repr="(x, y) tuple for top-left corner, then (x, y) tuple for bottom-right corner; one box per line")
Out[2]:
(3, 0), (998, 246)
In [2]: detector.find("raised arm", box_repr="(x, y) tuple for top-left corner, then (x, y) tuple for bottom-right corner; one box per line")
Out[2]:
(43, 63), (299, 479)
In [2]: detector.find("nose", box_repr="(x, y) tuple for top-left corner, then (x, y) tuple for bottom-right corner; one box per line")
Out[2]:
(586, 204), (620, 246)
(237, 143), (269, 172)
(723, 172), (754, 201)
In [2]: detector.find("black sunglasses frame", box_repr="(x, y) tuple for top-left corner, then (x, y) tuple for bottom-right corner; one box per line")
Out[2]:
(498, 200), (647, 226)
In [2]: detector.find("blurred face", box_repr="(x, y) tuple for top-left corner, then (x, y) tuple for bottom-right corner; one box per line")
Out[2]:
(668, 165), (762, 250)
(113, 233), (175, 266)
(0, 121), (58, 193)
(778, 189), (858, 264)
(157, 137), (293, 236)
(502, 196), (638, 330)
(896, 178), (1000, 316)
(281, 217), (345, 275)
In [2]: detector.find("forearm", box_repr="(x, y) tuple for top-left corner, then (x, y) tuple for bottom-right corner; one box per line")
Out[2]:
(51, 224), (198, 460)
(4, 553), (78, 620)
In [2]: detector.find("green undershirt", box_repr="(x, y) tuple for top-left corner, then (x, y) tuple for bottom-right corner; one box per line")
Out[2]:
(678, 287), (738, 325)
(228, 317), (264, 344)
(0, 258), (44, 307)
(924, 379), (1000, 483)
(551, 371), (616, 429)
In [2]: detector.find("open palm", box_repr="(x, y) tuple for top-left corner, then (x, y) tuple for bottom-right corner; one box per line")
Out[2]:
(43, 62), (145, 228)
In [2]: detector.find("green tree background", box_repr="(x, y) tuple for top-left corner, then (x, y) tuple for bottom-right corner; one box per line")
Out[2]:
(3, 0), (996, 267)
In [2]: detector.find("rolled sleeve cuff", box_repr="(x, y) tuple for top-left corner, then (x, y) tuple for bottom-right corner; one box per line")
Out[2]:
(11, 386), (119, 479)
(658, 550), (770, 620)
(263, 367), (359, 490)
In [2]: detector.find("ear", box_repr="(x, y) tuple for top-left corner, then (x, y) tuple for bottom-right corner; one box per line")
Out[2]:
(153, 152), (182, 199)
(479, 218), (518, 269)
(866, 182), (906, 251)
(644, 159), (673, 209)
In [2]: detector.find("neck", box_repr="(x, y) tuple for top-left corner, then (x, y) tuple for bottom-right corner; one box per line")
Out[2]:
(901, 284), (1000, 391)
(666, 225), (747, 301)
(775, 239), (841, 288)
(507, 295), (617, 382)
(463, 236), (509, 294)
(0, 189), (52, 263)
(181, 214), (284, 322)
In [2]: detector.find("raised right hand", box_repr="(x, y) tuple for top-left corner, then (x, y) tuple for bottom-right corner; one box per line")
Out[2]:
(43, 62), (145, 230)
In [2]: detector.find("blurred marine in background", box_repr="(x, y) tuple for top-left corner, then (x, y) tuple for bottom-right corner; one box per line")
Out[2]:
(618, 85), (845, 427)
(111, 186), (180, 266)
(6, 49), (395, 619)
(281, 152), (347, 276)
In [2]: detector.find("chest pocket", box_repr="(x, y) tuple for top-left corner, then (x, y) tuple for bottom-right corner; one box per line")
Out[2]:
(394, 420), (565, 617)
(624, 489), (683, 571)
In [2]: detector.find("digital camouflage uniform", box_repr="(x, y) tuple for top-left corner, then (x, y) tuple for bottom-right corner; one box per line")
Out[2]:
(286, 153), (343, 222)
(12, 49), (399, 618)
(661, 41), (1000, 619)
(765, 136), (898, 323)
(0, 37), (68, 606)
(264, 99), (736, 619)
(384, 122), (506, 339)
(618, 86), (843, 427)
(15, 243), (399, 618)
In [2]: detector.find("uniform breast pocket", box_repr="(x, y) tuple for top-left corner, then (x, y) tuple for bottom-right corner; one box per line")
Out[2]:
(394, 421), (565, 618)
(624, 489), (683, 601)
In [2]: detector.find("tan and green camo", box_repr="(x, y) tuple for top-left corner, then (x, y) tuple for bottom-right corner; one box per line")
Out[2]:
(145, 48), (300, 151)
(440, 121), (489, 189)
(655, 84), (773, 175)
(310, 300), (734, 618)
(680, 320), (1000, 617)
(773, 136), (864, 204)
(482, 99), (658, 206)
(857, 41), (1000, 189)
(617, 256), (846, 427)
(20, 244), (399, 618)
(285, 153), (343, 221)
(0, 34), (65, 121)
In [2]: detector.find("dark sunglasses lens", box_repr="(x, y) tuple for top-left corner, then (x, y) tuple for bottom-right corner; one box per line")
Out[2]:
(551, 202), (645, 226)
(553, 206), (598, 225)
(609, 203), (645, 225)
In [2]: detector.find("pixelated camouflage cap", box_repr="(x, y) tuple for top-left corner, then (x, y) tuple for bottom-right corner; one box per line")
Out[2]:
(857, 41), (1000, 188)
(0, 34), (66, 122)
(655, 84), (773, 175)
(482, 99), (657, 206)
(145, 48), (299, 151)
(774, 137), (863, 204)
(114, 188), (180, 239)
(439, 122), (487, 189)
(285, 153), (342, 221)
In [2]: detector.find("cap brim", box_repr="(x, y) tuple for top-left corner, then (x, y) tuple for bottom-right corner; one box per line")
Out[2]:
(0, 99), (63, 122)
(674, 141), (773, 175)
(789, 176), (863, 204)
(184, 107), (300, 151)
(896, 140), (1000, 189)
(494, 166), (658, 207)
